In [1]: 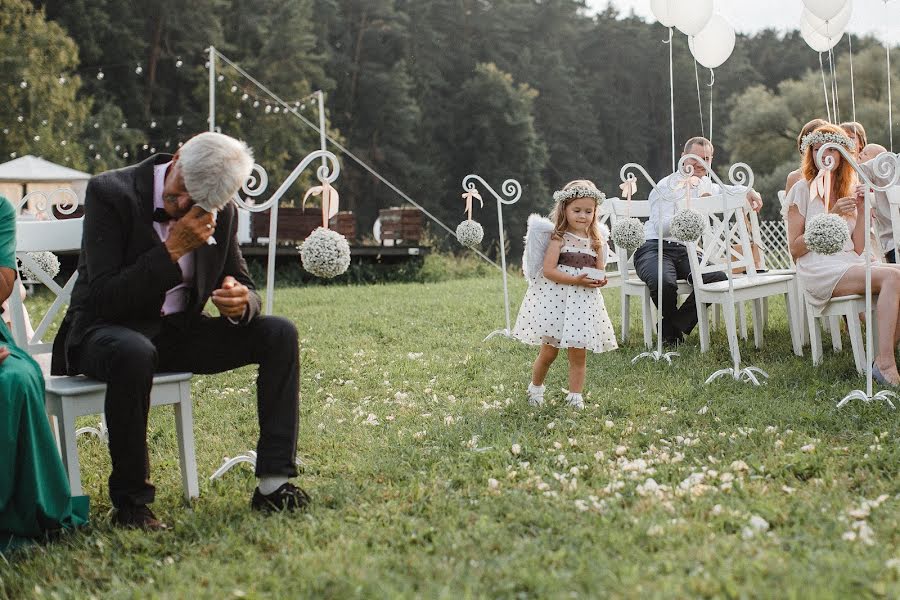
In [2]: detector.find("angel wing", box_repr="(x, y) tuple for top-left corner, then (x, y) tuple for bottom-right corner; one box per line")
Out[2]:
(522, 214), (554, 283)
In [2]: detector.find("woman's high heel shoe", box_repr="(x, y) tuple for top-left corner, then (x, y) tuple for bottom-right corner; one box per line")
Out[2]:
(871, 363), (899, 387)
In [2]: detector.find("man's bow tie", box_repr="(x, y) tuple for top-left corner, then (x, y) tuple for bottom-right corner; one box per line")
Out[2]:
(153, 208), (172, 223)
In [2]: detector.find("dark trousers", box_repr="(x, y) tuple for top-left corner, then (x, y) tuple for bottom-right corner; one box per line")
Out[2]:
(886, 249), (897, 264)
(74, 314), (300, 508)
(633, 240), (728, 340)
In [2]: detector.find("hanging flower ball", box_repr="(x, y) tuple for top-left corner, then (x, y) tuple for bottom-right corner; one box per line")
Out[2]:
(611, 217), (645, 251)
(20, 251), (60, 282)
(300, 227), (351, 278)
(456, 219), (484, 247)
(804, 213), (850, 255)
(670, 208), (707, 242)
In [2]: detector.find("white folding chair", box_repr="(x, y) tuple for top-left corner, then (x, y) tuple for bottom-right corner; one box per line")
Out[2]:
(8, 215), (199, 502)
(685, 193), (803, 362)
(608, 198), (692, 348)
(596, 199), (624, 289)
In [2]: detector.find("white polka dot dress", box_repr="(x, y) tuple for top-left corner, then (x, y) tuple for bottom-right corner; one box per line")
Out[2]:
(512, 232), (618, 354)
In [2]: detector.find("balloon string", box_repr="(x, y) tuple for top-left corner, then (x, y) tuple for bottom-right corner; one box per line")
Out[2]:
(820, 52), (832, 123)
(694, 58), (705, 138)
(849, 33), (857, 124)
(668, 27), (676, 173)
(889, 43), (895, 152)
(828, 46), (839, 123)
(708, 68), (714, 144)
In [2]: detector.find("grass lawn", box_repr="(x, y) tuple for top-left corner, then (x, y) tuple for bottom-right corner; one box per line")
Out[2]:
(2, 275), (899, 598)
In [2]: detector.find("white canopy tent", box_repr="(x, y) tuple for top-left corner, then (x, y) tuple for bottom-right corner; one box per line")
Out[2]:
(0, 155), (91, 214)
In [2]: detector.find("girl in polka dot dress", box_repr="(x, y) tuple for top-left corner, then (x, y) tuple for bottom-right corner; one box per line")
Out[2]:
(512, 180), (618, 409)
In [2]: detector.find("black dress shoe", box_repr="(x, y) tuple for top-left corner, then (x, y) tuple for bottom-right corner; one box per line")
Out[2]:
(662, 334), (684, 348)
(110, 504), (169, 531)
(251, 482), (311, 513)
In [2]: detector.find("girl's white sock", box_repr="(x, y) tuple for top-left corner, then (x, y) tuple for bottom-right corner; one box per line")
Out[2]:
(527, 383), (545, 406)
(565, 392), (584, 410)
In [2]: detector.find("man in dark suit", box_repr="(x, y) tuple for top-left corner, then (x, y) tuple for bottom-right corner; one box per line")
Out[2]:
(53, 132), (308, 530)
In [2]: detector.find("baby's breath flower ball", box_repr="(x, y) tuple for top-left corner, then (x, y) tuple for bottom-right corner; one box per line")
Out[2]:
(19, 251), (60, 282)
(611, 217), (645, 251)
(804, 213), (850, 255)
(300, 227), (351, 278)
(670, 208), (706, 242)
(456, 219), (484, 247)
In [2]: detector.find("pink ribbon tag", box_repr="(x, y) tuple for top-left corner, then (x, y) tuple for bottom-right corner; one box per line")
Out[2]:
(810, 169), (832, 211)
(462, 188), (483, 220)
(675, 175), (701, 208)
(303, 181), (340, 229)
(620, 178), (637, 216)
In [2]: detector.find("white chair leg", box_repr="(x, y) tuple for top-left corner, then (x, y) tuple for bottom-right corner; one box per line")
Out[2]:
(174, 382), (199, 502)
(49, 397), (83, 497)
(621, 288), (630, 343)
(641, 291), (653, 349)
(752, 298), (765, 349)
(829, 316), (843, 352)
(809, 311), (824, 366)
(738, 301), (748, 341)
(699, 302), (711, 353)
(723, 300), (742, 365)
(711, 304), (720, 332)
(698, 300), (711, 351)
(762, 297), (769, 329)
(847, 314), (866, 374)
(784, 291), (803, 356)
(793, 280), (809, 347)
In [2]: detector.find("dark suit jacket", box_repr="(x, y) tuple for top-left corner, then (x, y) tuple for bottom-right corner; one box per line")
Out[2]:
(52, 154), (261, 375)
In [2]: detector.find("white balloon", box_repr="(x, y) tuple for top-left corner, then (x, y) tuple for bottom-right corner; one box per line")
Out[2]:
(650, 0), (676, 28)
(802, 0), (848, 22)
(801, 17), (842, 52)
(688, 14), (736, 70)
(672, 0), (714, 36)
(802, 2), (852, 38)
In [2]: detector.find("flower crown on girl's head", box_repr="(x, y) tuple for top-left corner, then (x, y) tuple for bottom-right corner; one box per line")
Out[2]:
(799, 130), (855, 155)
(552, 185), (606, 204)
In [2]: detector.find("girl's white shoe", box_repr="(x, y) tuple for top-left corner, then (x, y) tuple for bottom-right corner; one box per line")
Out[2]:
(565, 392), (584, 410)
(527, 383), (545, 407)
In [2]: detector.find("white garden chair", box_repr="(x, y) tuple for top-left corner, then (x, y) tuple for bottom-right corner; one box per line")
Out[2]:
(7, 207), (199, 502)
(608, 198), (692, 348)
(596, 198), (625, 290)
(684, 192), (803, 361)
(780, 189), (867, 364)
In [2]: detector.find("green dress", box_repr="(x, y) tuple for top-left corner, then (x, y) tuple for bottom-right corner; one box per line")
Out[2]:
(0, 196), (88, 552)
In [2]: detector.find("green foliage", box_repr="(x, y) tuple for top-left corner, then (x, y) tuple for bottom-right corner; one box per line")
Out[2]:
(0, 0), (90, 168)
(724, 45), (900, 220)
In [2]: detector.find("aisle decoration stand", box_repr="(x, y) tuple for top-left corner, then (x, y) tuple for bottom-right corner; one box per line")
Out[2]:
(210, 149), (340, 481)
(816, 145), (900, 408)
(459, 175), (521, 341)
(618, 162), (678, 365)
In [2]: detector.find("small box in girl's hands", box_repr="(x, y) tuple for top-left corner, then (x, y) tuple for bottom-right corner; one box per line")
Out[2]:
(581, 267), (606, 282)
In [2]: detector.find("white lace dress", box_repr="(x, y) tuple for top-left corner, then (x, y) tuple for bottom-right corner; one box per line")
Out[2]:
(512, 232), (618, 353)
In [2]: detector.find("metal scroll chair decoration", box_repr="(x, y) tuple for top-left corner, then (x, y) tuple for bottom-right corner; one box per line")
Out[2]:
(681, 156), (772, 386)
(460, 175), (521, 342)
(618, 163), (679, 364)
(209, 149), (339, 481)
(816, 146), (900, 408)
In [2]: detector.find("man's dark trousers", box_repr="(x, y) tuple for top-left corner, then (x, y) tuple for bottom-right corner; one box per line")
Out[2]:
(633, 239), (728, 341)
(74, 313), (299, 508)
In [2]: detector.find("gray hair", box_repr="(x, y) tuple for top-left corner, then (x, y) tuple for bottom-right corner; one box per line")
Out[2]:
(179, 132), (254, 212)
(683, 136), (713, 154)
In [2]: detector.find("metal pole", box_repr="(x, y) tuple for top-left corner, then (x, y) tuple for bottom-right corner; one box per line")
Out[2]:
(265, 201), (278, 316)
(318, 91), (327, 164)
(209, 46), (216, 132)
(497, 200), (511, 333)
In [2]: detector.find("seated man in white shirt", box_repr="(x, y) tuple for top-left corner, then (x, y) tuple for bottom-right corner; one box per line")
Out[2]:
(633, 136), (763, 346)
